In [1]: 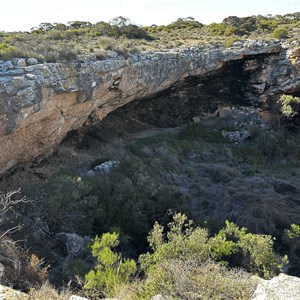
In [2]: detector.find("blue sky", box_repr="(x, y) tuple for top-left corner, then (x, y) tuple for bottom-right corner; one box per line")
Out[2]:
(0, 0), (299, 32)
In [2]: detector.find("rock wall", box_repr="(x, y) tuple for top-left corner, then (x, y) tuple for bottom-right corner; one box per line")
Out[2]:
(0, 41), (299, 174)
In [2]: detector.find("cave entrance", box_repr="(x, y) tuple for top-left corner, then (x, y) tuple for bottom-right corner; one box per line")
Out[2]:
(83, 55), (267, 143)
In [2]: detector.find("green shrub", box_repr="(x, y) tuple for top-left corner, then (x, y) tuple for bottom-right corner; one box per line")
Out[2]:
(0, 43), (15, 55)
(273, 27), (288, 39)
(225, 36), (241, 47)
(233, 130), (299, 165)
(84, 232), (136, 298)
(212, 220), (288, 278)
(278, 94), (300, 127)
(0, 43), (24, 60)
(63, 258), (88, 280)
(39, 174), (98, 234)
(140, 214), (287, 279)
(139, 213), (210, 272)
(136, 214), (264, 299)
(286, 224), (300, 239)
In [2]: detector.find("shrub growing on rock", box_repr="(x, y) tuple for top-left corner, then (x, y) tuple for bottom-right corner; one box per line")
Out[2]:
(278, 94), (300, 127)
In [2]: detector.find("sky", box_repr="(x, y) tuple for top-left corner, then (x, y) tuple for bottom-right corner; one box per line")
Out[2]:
(0, 0), (299, 32)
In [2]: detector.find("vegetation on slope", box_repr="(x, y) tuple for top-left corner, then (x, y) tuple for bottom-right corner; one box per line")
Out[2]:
(0, 13), (299, 62)
(83, 213), (285, 299)
(0, 102), (299, 298)
(0, 12), (300, 297)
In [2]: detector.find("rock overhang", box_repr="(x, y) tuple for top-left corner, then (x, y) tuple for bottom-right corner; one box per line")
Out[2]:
(0, 40), (299, 174)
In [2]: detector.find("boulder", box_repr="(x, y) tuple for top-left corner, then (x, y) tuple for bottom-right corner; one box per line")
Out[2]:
(55, 233), (87, 257)
(0, 60), (14, 70)
(252, 273), (300, 300)
(93, 160), (120, 175)
(26, 58), (38, 65)
(16, 59), (27, 68)
(288, 47), (300, 59)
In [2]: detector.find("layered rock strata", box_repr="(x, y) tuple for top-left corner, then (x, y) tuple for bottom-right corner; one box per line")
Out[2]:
(0, 41), (299, 174)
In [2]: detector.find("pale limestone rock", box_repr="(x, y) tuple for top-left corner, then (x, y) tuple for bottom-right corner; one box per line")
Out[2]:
(252, 273), (300, 300)
(151, 295), (171, 300)
(17, 59), (27, 68)
(55, 233), (86, 257)
(69, 295), (90, 300)
(0, 41), (299, 175)
(192, 116), (201, 123)
(93, 160), (120, 175)
(0, 284), (28, 299)
(26, 58), (38, 66)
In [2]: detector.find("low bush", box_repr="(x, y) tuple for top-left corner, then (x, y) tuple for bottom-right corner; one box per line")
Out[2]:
(140, 213), (286, 279)
(137, 259), (257, 300)
(224, 36), (241, 47)
(0, 43), (27, 60)
(273, 27), (288, 39)
(110, 213), (283, 299)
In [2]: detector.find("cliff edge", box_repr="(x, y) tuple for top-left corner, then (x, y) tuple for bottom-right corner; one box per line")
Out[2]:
(0, 41), (299, 174)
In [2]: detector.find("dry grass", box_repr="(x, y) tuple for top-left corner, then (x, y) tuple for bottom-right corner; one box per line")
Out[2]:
(129, 259), (258, 300)
(28, 282), (73, 300)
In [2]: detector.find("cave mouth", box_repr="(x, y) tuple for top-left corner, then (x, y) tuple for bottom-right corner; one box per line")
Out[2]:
(76, 55), (265, 147)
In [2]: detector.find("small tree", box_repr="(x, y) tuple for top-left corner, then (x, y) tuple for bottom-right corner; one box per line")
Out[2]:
(110, 16), (131, 28)
(38, 22), (54, 31)
(53, 23), (67, 31)
(68, 21), (92, 29)
(84, 232), (136, 298)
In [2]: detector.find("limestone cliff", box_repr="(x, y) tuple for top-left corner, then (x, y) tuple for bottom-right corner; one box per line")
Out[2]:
(0, 41), (299, 174)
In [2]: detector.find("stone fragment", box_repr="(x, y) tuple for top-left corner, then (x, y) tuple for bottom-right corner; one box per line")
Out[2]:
(16, 59), (27, 67)
(55, 233), (86, 257)
(26, 57), (39, 65)
(69, 295), (90, 300)
(93, 160), (120, 175)
(1, 60), (14, 70)
(192, 116), (201, 123)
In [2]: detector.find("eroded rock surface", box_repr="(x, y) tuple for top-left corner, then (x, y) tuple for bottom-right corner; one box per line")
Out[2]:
(0, 41), (299, 174)
(0, 284), (28, 299)
(252, 273), (300, 300)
